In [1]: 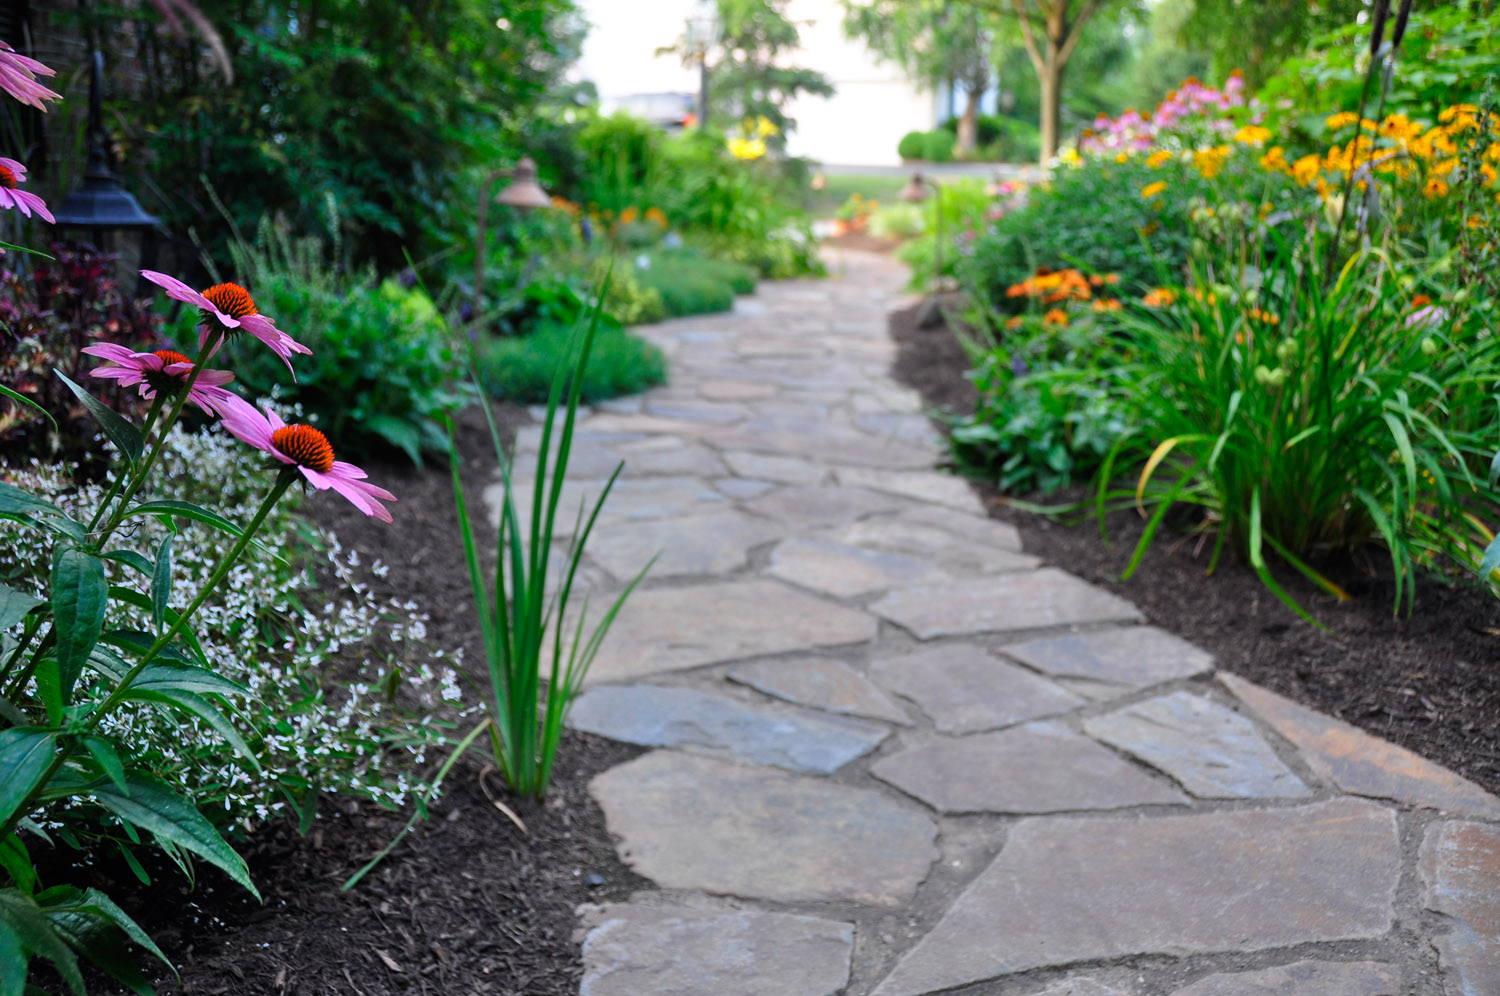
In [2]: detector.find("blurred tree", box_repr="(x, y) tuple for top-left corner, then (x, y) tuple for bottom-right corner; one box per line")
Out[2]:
(841, 0), (994, 155)
(1181, 0), (1367, 88)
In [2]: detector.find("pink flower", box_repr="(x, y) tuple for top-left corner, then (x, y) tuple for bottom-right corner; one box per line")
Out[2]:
(0, 41), (60, 111)
(139, 270), (311, 374)
(218, 398), (395, 523)
(0, 158), (53, 223)
(80, 343), (241, 417)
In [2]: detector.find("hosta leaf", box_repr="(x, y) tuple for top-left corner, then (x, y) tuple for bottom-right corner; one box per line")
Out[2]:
(50, 547), (107, 705)
(90, 774), (258, 897)
(54, 371), (143, 465)
(0, 730), (59, 829)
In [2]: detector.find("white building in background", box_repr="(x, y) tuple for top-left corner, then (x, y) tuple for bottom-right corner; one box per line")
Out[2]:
(573, 0), (936, 167)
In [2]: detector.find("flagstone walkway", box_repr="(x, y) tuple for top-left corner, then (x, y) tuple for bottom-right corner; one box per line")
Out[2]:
(487, 250), (1500, 996)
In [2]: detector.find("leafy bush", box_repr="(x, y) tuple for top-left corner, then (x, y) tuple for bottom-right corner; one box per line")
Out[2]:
(983, 117), (1042, 163)
(899, 179), (998, 288)
(477, 323), (667, 403)
(898, 130), (927, 160)
(172, 225), (470, 466)
(691, 223), (826, 280)
(868, 202), (926, 240)
(598, 262), (667, 326)
(921, 130), (955, 162)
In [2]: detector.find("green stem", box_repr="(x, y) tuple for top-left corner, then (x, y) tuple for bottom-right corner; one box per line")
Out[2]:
(0, 615), (43, 693)
(86, 393), (167, 533)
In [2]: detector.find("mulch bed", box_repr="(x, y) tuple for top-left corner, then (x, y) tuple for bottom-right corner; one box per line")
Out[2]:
(85, 404), (648, 995)
(889, 299), (1500, 797)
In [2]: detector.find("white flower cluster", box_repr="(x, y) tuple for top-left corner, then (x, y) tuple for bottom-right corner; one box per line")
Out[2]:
(2, 423), (474, 834)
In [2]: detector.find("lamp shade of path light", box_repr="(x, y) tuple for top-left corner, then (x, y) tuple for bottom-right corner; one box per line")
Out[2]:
(474, 156), (552, 319)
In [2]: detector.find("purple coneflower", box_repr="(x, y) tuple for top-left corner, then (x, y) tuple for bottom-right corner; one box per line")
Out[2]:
(139, 270), (311, 373)
(0, 41), (60, 111)
(0, 158), (53, 223)
(218, 398), (395, 523)
(80, 343), (240, 417)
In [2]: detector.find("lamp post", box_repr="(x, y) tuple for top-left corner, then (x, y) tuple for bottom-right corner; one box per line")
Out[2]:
(473, 156), (551, 322)
(52, 52), (160, 282)
(684, 0), (721, 132)
(900, 171), (944, 296)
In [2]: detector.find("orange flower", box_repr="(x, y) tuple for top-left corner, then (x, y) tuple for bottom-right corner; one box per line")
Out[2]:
(1004, 315), (1025, 329)
(1043, 308), (1069, 326)
(1142, 287), (1176, 307)
(1091, 298), (1122, 312)
(1411, 294), (1432, 310)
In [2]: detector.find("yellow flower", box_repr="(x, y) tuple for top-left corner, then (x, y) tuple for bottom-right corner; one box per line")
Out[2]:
(1115, 152), (1130, 163)
(1380, 113), (1421, 140)
(727, 137), (766, 160)
(1469, 216), (1485, 230)
(1234, 125), (1272, 147)
(1058, 147), (1082, 166)
(1259, 146), (1289, 173)
(1423, 177), (1449, 199)
(1147, 149), (1173, 169)
(1440, 104), (1480, 123)
(1433, 158), (1460, 177)
(1325, 111), (1360, 131)
(1140, 180), (1168, 199)
(1292, 154), (1320, 186)
(1483, 163), (1498, 185)
(1193, 145), (1231, 179)
(754, 115), (779, 138)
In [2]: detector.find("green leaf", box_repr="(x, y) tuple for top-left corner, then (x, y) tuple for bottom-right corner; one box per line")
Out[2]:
(123, 688), (260, 770)
(130, 662), (246, 699)
(0, 586), (43, 634)
(41, 886), (174, 988)
(99, 550), (154, 577)
(0, 835), (35, 895)
(50, 547), (107, 706)
(0, 909), (24, 996)
(90, 774), (258, 898)
(124, 499), (245, 537)
(0, 483), (65, 519)
(0, 385), (56, 435)
(80, 737), (127, 793)
(150, 534), (172, 635)
(0, 889), (82, 996)
(1480, 534), (1500, 581)
(54, 371), (144, 465)
(0, 730), (59, 829)
(103, 590), (210, 669)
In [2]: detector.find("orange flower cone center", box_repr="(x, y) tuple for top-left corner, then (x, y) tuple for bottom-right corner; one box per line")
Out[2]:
(201, 283), (259, 319)
(271, 424), (335, 473)
(144, 349), (194, 393)
(0, 165), (16, 190)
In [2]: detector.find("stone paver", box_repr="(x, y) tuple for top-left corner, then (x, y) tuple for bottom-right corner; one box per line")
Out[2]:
(1002, 626), (1214, 699)
(473, 252), (1483, 996)
(872, 798), (1401, 995)
(584, 580), (877, 683)
(1420, 820), (1500, 996)
(567, 684), (887, 774)
(871, 568), (1143, 639)
(872, 721), (1187, 813)
(1221, 673), (1500, 817)
(728, 657), (912, 724)
(1167, 961), (1400, 996)
(590, 751), (938, 906)
(869, 645), (1085, 733)
(1083, 691), (1310, 799)
(579, 905), (853, 996)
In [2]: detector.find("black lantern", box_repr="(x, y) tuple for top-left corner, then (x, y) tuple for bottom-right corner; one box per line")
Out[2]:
(52, 52), (159, 272)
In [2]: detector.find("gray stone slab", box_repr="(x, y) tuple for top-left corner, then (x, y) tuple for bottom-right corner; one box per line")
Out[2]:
(1003, 626), (1214, 699)
(835, 467), (984, 514)
(591, 751), (937, 906)
(568, 684), (887, 774)
(1025, 982), (1135, 996)
(872, 721), (1187, 813)
(1083, 691), (1310, 799)
(729, 657), (911, 725)
(699, 379), (777, 401)
(644, 399), (750, 425)
(713, 478), (777, 499)
(613, 439), (728, 478)
(579, 904), (853, 996)
(899, 504), (1025, 551)
(872, 568), (1142, 640)
(494, 475), (726, 538)
(722, 450), (827, 485)
(831, 515), (1038, 576)
(1168, 961), (1399, 996)
(769, 538), (949, 597)
(869, 645), (1085, 733)
(584, 580), (877, 683)
(1221, 674), (1500, 817)
(872, 798), (1401, 995)
(1420, 820), (1500, 996)
(587, 510), (780, 581)
(747, 484), (907, 530)
(708, 428), (937, 470)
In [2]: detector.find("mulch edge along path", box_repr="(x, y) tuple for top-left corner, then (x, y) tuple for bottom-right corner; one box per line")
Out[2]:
(887, 298), (1500, 799)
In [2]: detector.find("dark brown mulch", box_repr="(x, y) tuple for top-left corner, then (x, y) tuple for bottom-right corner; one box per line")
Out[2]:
(889, 300), (1500, 797)
(84, 403), (648, 996)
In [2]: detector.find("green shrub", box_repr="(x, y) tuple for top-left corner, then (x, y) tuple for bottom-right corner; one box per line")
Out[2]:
(868, 202), (926, 240)
(477, 323), (667, 403)
(631, 251), (755, 316)
(898, 178), (994, 288)
(692, 224), (826, 279)
(599, 262), (668, 325)
(898, 130), (928, 160)
(921, 130), (955, 163)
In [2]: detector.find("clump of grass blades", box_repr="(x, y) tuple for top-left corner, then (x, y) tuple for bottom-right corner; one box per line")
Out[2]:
(1098, 232), (1500, 623)
(476, 322), (667, 404)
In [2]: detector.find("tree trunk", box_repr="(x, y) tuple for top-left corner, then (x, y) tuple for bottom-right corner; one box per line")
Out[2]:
(1039, 56), (1062, 162)
(957, 89), (983, 156)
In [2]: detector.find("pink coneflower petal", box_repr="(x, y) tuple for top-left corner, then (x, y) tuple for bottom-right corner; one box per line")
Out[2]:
(84, 343), (240, 415)
(141, 270), (241, 329)
(0, 158), (53, 224)
(142, 271), (310, 376)
(220, 402), (394, 522)
(0, 42), (60, 111)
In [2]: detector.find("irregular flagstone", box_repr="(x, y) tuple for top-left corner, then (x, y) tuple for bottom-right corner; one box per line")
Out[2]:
(872, 568), (1142, 639)
(831, 514), (1038, 575)
(495, 475), (725, 537)
(578, 904), (854, 996)
(586, 510), (780, 581)
(643, 399), (750, 424)
(1024, 982), (1136, 996)
(899, 503), (1024, 551)
(712, 478), (777, 499)
(721, 450), (828, 485)
(567, 684), (887, 774)
(1220, 673), (1500, 817)
(1167, 960), (1400, 996)
(872, 721), (1186, 813)
(612, 437), (728, 477)
(1083, 691), (1310, 799)
(747, 484), (907, 530)
(853, 413), (943, 448)
(834, 466), (985, 514)
(869, 645), (1084, 733)
(729, 657), (912, 725)
(698, 379), (777, 401)
(583, 580), (877, 683)
(871, 798), (1401, 996)
(590, 751), (938, 906)
(1420, 820), (1500, 996)
(708, 427), (938, 470)
(769, 538), (949, 597)
(1002, 626), (1214, 700)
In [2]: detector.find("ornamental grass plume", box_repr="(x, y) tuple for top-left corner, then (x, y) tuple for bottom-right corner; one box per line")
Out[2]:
(81, 343), (241, 416)
(0, 39), (60, 110)
(140, 270), (311, 372)
(0, 156), (53, 222)
(218, 396), (396, 522)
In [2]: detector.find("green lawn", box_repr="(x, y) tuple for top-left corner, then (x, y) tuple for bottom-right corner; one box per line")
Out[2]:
(805, 173), (909, 217)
